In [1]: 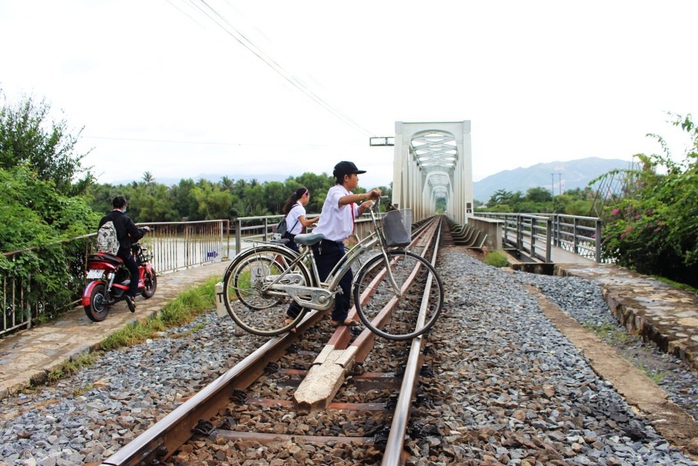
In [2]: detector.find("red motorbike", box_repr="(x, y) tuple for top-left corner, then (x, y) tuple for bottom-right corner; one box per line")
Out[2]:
(82, 242), (158, 322)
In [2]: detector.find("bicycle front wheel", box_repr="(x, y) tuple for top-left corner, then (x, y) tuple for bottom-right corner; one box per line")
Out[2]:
(354, 250), (443, 341)
(223, 246), (310, 336)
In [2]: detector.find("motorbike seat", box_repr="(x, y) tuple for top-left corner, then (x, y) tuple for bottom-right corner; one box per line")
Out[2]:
(89, 252), (124, 265)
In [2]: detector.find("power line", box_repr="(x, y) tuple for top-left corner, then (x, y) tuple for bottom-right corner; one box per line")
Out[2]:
(170, 0), (375, 137)
(81, 135), (355, 147)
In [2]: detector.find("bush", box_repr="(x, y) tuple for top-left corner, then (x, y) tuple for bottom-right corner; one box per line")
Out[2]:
(599, 113), (698, 286)
(484, 250), (510, 268)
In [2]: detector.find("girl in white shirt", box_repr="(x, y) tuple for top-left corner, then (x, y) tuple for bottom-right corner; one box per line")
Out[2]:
(282, 187), (319, 253)
(283, 187), (319, 329)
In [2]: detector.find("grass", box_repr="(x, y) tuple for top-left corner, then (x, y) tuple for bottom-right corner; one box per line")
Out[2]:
(582, 321), (630, 345)
(47, 351), (97, 384)
(483, 250), (510, 268)
(100, 277), (219, 351)
(584, 322), (668, 385)
(636, 361), (665, 384)
(650, 275), (698, 294)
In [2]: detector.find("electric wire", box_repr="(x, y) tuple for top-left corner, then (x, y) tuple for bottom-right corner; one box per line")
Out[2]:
(81, 135), (337, 147)
(170, 0), (375, 137)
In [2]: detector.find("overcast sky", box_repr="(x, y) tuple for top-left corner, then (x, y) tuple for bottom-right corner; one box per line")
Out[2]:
(1, 0), (696, 189)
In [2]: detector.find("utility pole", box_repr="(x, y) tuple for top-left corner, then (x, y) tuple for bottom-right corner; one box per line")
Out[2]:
(551, 173), (555, 199)
(558, 173), (562, 196)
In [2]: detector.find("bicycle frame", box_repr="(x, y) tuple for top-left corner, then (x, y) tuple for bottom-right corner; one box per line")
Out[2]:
(250, 200), (404, 311)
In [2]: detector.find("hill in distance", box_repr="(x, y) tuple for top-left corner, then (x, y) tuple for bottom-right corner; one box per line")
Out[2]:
(112, 158), (631, 205)
(473, 157), (633, 203)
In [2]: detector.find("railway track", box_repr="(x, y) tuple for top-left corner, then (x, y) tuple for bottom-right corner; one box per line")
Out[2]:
(100, 217), (445, 466)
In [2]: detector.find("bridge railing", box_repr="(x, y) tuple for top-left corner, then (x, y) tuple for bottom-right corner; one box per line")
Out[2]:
(549, 214), (602, 262)
(233, 213), (375, 254)
(474, 212), (602, 263)
(1, 220), (230, 338)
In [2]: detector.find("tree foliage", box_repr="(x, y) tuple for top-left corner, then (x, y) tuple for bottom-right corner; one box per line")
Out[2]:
(0, 90), (98, 314)
(85, 172), (393, 224)
(598, 113), (698, 286)
(480, 186), (593, 215)
(0, 91), (92, 196)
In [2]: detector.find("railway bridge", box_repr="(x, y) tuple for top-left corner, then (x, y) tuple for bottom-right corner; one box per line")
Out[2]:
(387, 120), (597, 266)
(390, 120), (473, 226)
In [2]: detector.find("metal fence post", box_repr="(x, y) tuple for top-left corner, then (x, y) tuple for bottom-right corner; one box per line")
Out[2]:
(595, 219), (602, 263)
(235, 218), (242, 257)
(545, 219), (552, 262)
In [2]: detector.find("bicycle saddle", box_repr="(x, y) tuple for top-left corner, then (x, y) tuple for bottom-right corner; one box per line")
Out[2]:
(294, 233), (324, 246)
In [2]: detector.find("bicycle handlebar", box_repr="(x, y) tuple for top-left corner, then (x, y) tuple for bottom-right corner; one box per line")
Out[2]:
(369, 196), (390, 211)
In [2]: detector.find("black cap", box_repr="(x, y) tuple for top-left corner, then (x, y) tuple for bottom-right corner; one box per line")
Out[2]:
(333, 161), (367, 178)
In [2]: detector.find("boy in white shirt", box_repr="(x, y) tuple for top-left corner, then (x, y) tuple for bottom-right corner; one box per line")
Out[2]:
(312, 161), (381, 327)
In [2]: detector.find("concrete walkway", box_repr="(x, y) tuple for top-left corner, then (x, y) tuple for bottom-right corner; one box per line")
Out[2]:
(0, 260), (230, 399)
(555, 261), (698, 371)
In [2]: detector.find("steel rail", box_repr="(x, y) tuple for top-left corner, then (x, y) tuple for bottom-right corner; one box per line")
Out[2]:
(380, 217), (442, 465)
(99, 310), (324, 466)
(100, 216), (443, 465)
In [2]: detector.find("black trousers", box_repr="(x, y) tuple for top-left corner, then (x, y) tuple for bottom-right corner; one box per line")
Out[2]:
(312, 240), (352, 323)
(119, 253), (140, 297)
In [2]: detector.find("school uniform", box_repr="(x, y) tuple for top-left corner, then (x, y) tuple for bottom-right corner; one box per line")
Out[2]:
(285, 202), (306, 319)
(311, 184), (359, 323)
(283, 202), (305, 253)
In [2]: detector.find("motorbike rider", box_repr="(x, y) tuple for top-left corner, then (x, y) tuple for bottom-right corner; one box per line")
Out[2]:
(98, 196), (150, 312)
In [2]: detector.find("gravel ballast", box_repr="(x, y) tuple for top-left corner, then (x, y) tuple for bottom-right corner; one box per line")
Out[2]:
(1, 247), (697, 465)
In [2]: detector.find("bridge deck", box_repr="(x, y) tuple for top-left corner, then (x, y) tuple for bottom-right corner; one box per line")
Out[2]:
(550, 246), (597, 265)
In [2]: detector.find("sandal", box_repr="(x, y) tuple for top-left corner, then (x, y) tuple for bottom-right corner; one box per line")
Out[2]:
(331, 318), (359, 328)
(284, 318), (297, 333)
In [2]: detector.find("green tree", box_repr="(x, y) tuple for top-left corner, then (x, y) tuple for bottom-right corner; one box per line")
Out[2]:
(526, 186), (553, 204)
(142, 171), (155, 184)
(264, 181), (288, 214)
(294, 172), (334, 213)
(172, 179), (200, 221)
(0, 91), (92, 196)
(488, 189), (515, 206)
(131, 183), (178, 222)
(0, 166), (99, 312)
(191, 180), (234, 219)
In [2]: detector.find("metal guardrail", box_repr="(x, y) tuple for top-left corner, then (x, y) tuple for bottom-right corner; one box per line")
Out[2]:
(1, 220), (230, 338)
(233, 213), (378, 255)
(475, 212), (602, 263)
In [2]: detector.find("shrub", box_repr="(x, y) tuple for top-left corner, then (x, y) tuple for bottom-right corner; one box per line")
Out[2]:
(598, 113), (698, 286)
(484, 250), (510, 268)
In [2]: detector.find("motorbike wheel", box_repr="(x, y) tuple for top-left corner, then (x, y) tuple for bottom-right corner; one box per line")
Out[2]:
(141, 269), (157, 298)
(85, 283), (109, 322)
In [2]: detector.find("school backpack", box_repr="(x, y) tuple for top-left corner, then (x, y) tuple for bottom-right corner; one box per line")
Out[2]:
(272, 216), (299, 242)
(272, 218), (288, 242)
(97, 221), (120, 255)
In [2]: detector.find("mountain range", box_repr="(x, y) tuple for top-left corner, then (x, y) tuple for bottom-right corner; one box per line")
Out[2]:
(115, 157), (632, 205)
(473, 157), (633, 203)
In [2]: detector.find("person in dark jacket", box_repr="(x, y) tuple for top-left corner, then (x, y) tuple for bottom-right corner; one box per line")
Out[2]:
(98, 196), (150, 312)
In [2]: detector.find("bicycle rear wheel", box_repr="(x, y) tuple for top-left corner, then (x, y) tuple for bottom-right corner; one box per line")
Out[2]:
(353, 250), (443, 341)
(223, 247), (310, 336)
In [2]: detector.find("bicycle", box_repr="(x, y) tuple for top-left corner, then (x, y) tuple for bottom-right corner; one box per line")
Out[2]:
(221, 199), (444, 340)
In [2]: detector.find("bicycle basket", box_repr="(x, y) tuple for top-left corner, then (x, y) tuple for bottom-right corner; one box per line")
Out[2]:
(382, 209), (412, 247)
